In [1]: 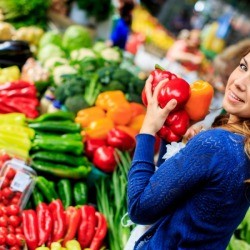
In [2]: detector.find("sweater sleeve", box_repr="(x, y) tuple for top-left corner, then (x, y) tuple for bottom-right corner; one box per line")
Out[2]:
(127, 131), (221, 224)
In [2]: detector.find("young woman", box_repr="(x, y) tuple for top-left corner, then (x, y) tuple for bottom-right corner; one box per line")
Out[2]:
(127, 49), (250, 249)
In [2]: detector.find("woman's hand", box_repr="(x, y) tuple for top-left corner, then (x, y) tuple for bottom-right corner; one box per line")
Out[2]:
(140, 75), (177, 136)
(182, 124), (204, 143)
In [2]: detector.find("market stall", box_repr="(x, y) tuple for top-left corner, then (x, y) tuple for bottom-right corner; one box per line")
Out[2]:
(0, 0), (250, 249)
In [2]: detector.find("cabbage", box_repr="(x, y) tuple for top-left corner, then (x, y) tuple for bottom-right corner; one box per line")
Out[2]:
(39, 31), (62, 48)
(43, 57), (69, 71)
(37, 44), (66, 63)
(62, 25), (93, 52)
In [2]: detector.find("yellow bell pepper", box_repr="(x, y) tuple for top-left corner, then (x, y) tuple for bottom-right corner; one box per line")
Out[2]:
(75, 106), (106, 128)
(128, 114), (145, 133)
(84, 117), (114, 139)
(95, 90), (128, 111)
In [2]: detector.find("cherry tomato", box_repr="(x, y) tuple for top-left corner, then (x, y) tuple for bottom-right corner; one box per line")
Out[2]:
(6, 204), (20, 216)
(6, 168), (16, 180)
(8, 215), (21, 227)
(0, 205), (8, 215)
(7, 225), (15, 234)
(15, 234), (25, 247)
(9, 246), (21, 250)
(1, 178), (10, 188)
(6, 233), (16, 246)
(0, 215), (8, 227)
(0, 234), (5, 245)
(1, 187), (14, 200)
(15, 227), (23, 234)
(2, 198), (9, 206)
(0, 226), (7, 234)
(9, 196), (20, 205)
(14, 192), (22, 199)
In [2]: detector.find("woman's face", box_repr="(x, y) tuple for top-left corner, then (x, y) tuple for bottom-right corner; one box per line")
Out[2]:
(223, 52), (250, 123)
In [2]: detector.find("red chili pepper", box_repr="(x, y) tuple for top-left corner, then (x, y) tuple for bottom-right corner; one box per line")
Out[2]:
(93, 146), (117, 173)
(77, 205), (97, 249)
(36, 202), (53, 246)
(84, 138), (107, 160)
(0, 80), (32, 91)
(0, 85), (37, 98)
(0, 97), (39, 118)
(157, 109), (190, 142)
(48, 199), (65, 243)
(89, 212), (108, 250)
(21, 209), (38, 250)
(106, 128), (136, 151)
(62, 206), (81, 246)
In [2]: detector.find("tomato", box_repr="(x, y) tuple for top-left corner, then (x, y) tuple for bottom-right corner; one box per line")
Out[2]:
(0, 215), (8, 227)
(0, 227), (7, 235)
(9, 196), (20, 205)
(157, 78), (190, 110)
(15, 227), (23, 234)
(0, 205), (8, 215)
(1, 178), (10, 188)
(7, 225), (15, 234)
(1, 187), (14, 200)
(0, 234), (6, 245)
(6, 168), (16, 180)
(6, 233), (16, 246)
(6, 204), (20, 216)
(9, 246), (21, 250)
(15, 234), (25, 247)
(8, 215), (21, 227)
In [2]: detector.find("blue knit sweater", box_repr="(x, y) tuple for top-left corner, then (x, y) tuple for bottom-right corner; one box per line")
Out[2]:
(127, 129), (250, 249)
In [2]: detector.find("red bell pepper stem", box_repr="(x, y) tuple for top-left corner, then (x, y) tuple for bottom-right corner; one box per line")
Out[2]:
(90, 212), (108, 250)
(77, 205), (97, 248)
(49, 199), (66, 243)
(62, 206), (81, 246)
(0, 80), (32, 91)
(21, 209), (39, 250)
(37, 202), (53, 246)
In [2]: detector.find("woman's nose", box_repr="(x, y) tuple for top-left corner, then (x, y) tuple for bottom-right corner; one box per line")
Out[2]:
(234, 74), (249, 91)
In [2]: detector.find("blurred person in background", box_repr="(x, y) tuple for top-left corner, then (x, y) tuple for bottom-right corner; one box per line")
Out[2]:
(166, 29), (204, 73)
(106, 0), (135, 49)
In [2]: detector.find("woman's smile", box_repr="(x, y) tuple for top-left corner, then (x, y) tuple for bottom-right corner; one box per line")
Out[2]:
(227, 90), (244, 103)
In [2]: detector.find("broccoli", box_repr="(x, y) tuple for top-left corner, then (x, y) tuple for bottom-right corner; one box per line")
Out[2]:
(64, 95), (90, 114)
(112, 68), (133, 86)
(101, 80), (126, 92)
(96, 65), (118, 85)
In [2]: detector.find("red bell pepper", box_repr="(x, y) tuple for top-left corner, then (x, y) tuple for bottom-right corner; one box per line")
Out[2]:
(142, 65), (177, 106)
(48, 199), (65, 243)
(21, 209), (38, 250)
(84, 138), (107, 160)
(62, 206), (81, 246)
(93, 145), (117, 173)
(36, 202), (53, 246)
(77, 205), (97, 249)
(0, 80), (32, 91)
(89, 212), (108, 250)
(157, 109), (190, 142)
(106, 128), (136, 151)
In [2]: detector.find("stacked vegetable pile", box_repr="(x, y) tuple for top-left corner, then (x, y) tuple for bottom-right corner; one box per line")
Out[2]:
(23, 200), (107, 250)
(0, 80), (40, 118)
(28, 112), (91, 179)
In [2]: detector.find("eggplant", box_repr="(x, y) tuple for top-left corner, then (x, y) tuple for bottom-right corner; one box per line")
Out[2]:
(0, 40), (33, 68)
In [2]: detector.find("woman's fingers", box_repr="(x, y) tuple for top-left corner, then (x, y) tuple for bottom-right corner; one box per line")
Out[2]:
(145, 75), (153, 100)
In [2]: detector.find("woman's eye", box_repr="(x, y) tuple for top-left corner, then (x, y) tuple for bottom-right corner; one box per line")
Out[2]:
(240, 63), (247, 71)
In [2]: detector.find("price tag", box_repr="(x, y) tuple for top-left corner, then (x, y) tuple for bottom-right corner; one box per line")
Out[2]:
(10, 171), (31, 192)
